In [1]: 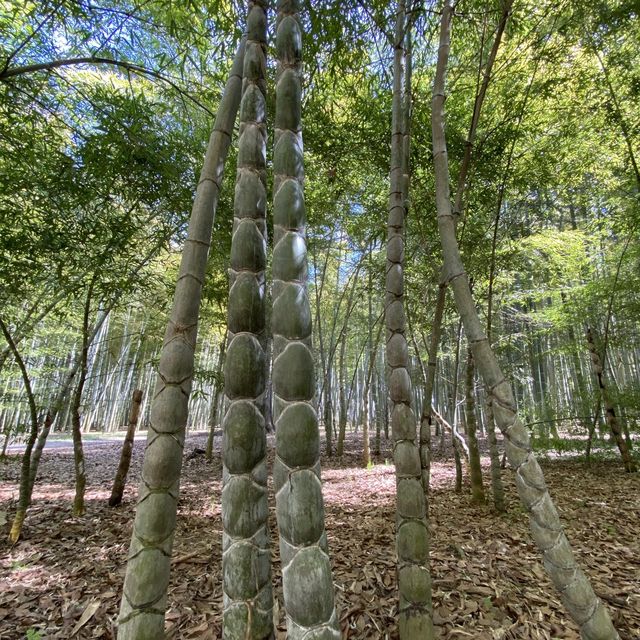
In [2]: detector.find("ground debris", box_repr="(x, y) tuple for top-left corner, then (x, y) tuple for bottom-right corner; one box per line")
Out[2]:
(0, 431), (638, 639)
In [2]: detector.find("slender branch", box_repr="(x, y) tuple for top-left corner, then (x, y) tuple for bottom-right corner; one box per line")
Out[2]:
(0, 318), (38, 434)
(0, 56), (214, 116)
(453, 0), (514, 221)
(592, 48), (640, 190)
(1, 3), (62, 75)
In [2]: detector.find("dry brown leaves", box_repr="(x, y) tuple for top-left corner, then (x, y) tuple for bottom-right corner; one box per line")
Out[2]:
(0, 431), (638, 639)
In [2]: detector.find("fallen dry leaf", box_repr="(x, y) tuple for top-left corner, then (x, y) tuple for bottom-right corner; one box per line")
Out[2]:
(70, 600), (100, 636)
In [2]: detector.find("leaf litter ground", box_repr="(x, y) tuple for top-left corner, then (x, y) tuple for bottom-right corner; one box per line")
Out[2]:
(0, 431), (638, 639)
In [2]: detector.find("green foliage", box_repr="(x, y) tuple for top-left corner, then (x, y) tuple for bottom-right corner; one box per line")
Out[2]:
(0, 0), (638, 446)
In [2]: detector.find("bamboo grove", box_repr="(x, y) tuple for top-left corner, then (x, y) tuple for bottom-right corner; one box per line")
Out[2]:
(1, 0), (638, 638)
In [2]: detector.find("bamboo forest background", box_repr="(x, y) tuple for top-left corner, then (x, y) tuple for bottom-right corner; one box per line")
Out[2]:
(1, 0), (639, 461)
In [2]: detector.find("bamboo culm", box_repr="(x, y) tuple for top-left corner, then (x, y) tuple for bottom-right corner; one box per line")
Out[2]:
(117, 38), (246, 640)
(431, 3), (618, 638)
(271, 0), (340, 635)
(220, 5), (273, 636)
(386, 2), (434, 636)
(109, 389), (143, 507)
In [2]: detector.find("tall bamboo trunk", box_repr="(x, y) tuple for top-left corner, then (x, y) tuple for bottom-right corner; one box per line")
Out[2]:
(431, 3), (618, 637)
(386, 3), (433, 636)
(271, 1), (340, 635)
(219, 7), (274, 635)
(109, 389), (143, 507)
(362, 253), (373, 467)
(117, 38), (245, 640)
(585, 327), (635, 472)
(336, 331), (348, 457)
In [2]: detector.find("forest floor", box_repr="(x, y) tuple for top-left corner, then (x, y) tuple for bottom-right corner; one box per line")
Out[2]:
(0, 430), (638, 640)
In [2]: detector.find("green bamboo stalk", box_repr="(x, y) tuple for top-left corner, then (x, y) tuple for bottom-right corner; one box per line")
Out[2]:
(221, 3), (273, 636)
(117, 38), (246, 640)
(386, 2), (434, 637)
(271, 0), (340, 636)
(431, 3), (618, 638)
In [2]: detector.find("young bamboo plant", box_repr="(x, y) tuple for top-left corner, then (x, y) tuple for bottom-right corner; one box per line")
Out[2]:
(271, 0), (340, 636)
(220, 1), (273, 636)
(386, 1), (434, 637)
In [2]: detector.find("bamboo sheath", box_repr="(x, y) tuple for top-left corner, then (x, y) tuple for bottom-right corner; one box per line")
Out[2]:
(271, 0), (340, 636)
(220, 2), (273, 636)
(386, 2), (434, 637)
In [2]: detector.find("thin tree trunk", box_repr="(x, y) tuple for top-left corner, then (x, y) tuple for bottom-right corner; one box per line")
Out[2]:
(109, 389), (143, 507)
(117, 38), (246, 639)
(72, 282), (95, 517)
(408, 313), (431, 493)
(362, 311), (384, 467)
(420, 282), (445, 492)
(333, 259), (364, 456)
(272, 0), (340, 634)
(323, 250), (363, 455)
(362, 325), (372, 465)
(1, 424), (10, 458)
(374, 365), (382, 456)
(485, 398), (505, 511)
(432, 4), (618, 637)
(205, 330), (227, 461)
(311, 232), (333, 455)
(585, 398), (602, 465)
(0, 317), (40, 543)
(336, 327), (348, 457)
(362, 244), (375, 467)
(561, 291), (593, 435)
(465, 350), (484, 504)
(323, 360), (334, 453)
(323, 249), (343, 452)
(450, 318), (464, 491)
(453, 435), (463, 492)
(386, 3), (433, 635)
